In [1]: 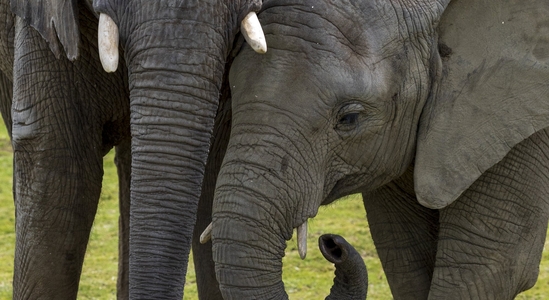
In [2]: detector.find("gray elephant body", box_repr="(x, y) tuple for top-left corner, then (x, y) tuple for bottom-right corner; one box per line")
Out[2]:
(211, 0), (549, 299)
(0, 0), (261, 298)
(0, 2), (132, 298)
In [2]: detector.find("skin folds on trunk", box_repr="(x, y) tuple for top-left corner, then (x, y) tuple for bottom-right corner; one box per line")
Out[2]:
(213, 190), (368, 300)
(117, 1), (264, 297)
(107, 0), (266, 297)
(125, 37), (221, 299)
(213, 188), (289, 299)
(212, 128), (360, 298)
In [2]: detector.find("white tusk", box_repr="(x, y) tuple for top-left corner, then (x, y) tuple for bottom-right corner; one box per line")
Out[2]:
(200, 222), (213, 244)
(297, 221), (307, 259)
(241, 12), (267, 54)
(98, 13), (119, 73)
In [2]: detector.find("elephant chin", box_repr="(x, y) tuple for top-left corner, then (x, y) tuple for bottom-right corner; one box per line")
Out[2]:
(320, 234), (368, 300)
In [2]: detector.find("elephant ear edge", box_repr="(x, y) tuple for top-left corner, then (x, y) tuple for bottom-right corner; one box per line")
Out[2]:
(414, 0), (549, 209)
(11, 0), (80, 61)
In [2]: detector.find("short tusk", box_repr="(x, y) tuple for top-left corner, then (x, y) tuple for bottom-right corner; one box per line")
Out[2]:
(200, 222), (213, 244)
(241, 12), (267, 54)
(297, 221), (307, 259)
(98, 13), (119, 73)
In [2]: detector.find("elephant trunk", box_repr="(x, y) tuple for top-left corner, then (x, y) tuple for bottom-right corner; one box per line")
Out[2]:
(124, 16), (225, 298)
(212, 153), (367, 299)
(127, 71), (217, 298)
(212, 187), (289, 299)
(212, 188), (369, 299)
(212, 123), (310, 298)
(320, 234), (368, 300)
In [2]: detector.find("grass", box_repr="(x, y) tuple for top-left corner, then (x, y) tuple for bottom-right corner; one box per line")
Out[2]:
(0, 120), (548, 299)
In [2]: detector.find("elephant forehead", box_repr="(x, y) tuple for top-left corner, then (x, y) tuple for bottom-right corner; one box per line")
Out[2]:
(259, 0), (374, 56)
(230, 42), (393, 109)
(230, 52), (385, 111)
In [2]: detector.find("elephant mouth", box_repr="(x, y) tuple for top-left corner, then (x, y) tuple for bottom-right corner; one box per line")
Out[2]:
(324, 177), (355, 205)
(324, 172), (380, 205)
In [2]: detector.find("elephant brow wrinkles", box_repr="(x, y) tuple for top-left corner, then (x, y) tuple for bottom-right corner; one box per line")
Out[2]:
(233, 101), (326, 136)
(265, 4), (367, 55)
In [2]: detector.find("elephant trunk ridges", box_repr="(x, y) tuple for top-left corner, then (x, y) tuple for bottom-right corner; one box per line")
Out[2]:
(212, 186), (291, 299)
(320, 234), (368, 300)
(126, 52), (220, 297)
(122, 3), (229, 298)
(211, 133), (307, 298)
(211, 126), (337, 298)
(113, 0), (267, 296)
(213, 184), (368, 299)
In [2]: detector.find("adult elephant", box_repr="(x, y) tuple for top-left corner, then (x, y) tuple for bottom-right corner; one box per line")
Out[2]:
(209, 0), (549, 299)
(0, 3), (133, 297)
(2, 0), (267, 299)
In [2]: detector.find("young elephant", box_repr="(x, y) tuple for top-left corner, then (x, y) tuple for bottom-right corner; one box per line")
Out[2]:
(209, 0), (549, 299)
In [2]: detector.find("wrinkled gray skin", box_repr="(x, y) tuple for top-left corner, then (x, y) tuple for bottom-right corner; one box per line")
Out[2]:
(0, 0), (261, 298)
(0, 2), (132, 298)
(211, 0), (549, 299)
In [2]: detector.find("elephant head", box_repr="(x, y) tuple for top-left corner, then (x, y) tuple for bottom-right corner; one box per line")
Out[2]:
(9, 0), (266, 298)
(211, 0), (549, 298)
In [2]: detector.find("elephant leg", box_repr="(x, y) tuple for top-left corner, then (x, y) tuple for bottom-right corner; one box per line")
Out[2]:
(429, 128), (549, 299)
(115, 137), (131, 300)
(192, 63), (232, 300)
(12, 20), (105, 299)
(12, 4), (128, 298)
(362, 166), (439, 300)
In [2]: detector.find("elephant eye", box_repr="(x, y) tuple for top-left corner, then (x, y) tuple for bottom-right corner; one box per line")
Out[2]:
(338, 113), (359, 126)
(335, 103), (364, 132)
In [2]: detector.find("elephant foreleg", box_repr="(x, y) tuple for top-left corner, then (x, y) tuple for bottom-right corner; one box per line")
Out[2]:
(429, 128), (549, 300)
(362, 166), (439, 300)
(12, 3), (129, 296)
(12, 17), (102, 299)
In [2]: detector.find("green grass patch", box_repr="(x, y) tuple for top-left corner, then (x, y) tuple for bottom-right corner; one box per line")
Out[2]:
(0, 120), (548, 299)
(0, 121), (14, 299)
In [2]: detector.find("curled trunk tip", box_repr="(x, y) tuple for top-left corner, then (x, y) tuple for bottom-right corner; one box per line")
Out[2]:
(319, 234), (368, 300)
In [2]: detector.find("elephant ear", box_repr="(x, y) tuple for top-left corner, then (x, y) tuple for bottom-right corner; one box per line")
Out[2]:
(11, 0), (80, 60)
(414, 0), (549, 209)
